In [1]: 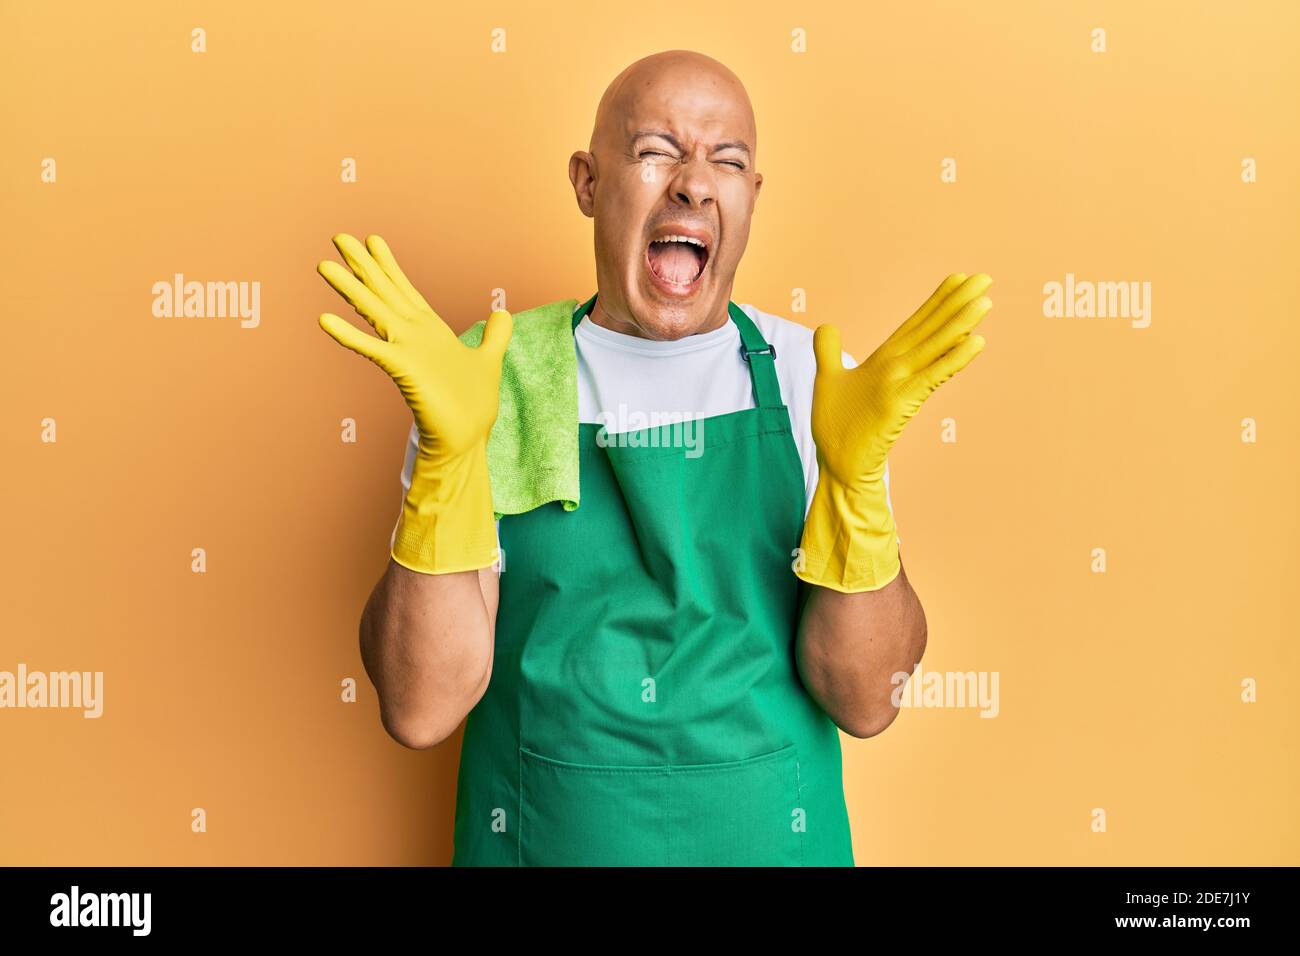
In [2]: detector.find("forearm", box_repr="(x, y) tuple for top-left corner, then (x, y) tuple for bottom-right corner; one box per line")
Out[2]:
(359, 561), (497, 749)
(796, 559), (927, 739)
(791, 273), (988, 738)
(315, 234), (514, 748)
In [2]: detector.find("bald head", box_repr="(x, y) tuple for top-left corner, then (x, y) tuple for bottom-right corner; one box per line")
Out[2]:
(569, 49), (763, 341)
(589, 50), (757, 157)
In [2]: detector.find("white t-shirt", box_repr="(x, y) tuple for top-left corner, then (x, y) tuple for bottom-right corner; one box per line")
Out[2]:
(397, 303), (894, 532)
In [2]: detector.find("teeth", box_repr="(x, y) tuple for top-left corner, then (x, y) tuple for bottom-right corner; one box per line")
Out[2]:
(651, 235), (706, 248)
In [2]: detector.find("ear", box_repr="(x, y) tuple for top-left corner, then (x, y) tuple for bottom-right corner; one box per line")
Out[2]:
(569, 151), (597, 218)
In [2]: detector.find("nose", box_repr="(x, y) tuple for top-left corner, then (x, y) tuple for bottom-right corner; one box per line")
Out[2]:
(667, 154), (715, 209)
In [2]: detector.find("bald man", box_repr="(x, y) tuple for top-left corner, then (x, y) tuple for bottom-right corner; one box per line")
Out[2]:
(319, 49), (990, 867)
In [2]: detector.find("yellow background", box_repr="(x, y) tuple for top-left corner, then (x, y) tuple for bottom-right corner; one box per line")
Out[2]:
(2, 0), (1296, 865)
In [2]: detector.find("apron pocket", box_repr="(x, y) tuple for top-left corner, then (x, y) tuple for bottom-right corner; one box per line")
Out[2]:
(518, 744), (805, 866)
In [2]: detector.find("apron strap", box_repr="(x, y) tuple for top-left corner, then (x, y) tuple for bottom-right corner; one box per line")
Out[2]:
(571, 295), (784, 410)
(572, 294), (597, 330)
(727, 301), (783, 409)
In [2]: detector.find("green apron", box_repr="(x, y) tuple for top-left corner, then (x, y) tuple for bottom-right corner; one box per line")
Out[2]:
(451, 295), (854, 866)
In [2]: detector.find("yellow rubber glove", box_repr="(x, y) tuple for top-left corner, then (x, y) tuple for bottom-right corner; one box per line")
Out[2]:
(316, 233), (512, 574)
(798, 273), (992, 592)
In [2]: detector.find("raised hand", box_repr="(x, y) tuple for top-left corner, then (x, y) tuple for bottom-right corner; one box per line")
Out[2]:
(811, 273), (990, 487)
(317, 233), (512, 463)
(798, 274), (991, 592)
(316, 232), (511, 574)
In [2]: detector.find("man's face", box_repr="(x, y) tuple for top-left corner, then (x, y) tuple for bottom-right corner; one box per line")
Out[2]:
(571, 56), (762, 340)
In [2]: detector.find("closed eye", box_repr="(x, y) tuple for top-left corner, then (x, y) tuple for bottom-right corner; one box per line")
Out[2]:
(640, 150), (744, 170)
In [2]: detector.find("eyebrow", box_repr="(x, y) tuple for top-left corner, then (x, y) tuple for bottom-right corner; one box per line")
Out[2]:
(630, 129), (751, 156)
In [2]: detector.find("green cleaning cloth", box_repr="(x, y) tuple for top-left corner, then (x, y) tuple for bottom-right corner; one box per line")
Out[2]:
(458, 299), (581, 518)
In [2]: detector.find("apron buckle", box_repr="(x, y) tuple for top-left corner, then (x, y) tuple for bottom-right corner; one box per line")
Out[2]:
(740, 343), (777, 363)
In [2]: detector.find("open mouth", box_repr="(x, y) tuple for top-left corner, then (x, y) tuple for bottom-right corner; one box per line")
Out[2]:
(645, 233), (710, 297)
